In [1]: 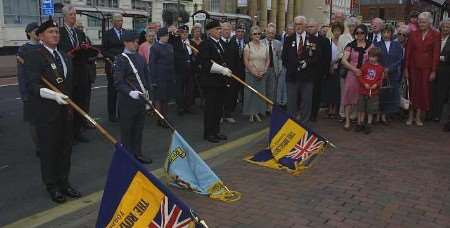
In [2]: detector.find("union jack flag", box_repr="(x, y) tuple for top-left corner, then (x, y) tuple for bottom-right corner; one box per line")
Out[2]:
(149, 196), (194, 228)
(286, 131), (324, 161)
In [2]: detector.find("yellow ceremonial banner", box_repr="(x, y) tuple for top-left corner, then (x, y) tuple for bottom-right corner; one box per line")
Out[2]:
(269, 119), (306, 161)
(106, 171), (164, 228)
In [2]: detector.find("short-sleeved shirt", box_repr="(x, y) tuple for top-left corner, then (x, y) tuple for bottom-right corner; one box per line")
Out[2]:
(359, 63), (384, 96)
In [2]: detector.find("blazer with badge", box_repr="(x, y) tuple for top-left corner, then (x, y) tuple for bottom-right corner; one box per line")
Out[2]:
(374, 40), (403, 81)
(102, 28), (124, 74)
(23, 45), (73, 124)
(282, 33), (323, 82)
(262, 38), (283, 75)
(198, 37), (227, 87)
(113, 52), (150, 116)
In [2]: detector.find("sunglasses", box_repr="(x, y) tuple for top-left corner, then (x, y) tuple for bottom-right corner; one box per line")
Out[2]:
(253, 33), (261, 35)
(355, 31), (365, 35)
(397, 33), (407, 37)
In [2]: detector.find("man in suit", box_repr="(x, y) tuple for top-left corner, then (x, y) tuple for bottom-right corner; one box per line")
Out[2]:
(262, 25), (283, 107)
(198, 20), (233, 143)
(23, 19), (81, 203)
(58, 5), (90, 143)
(437, 19), (450, 131)
(171, 25), (195, 115)
(220, 22), (240, 123)
(232, 25), (247, 107)
(113, 31), (152, 164)
(310, 21), (332, 122)
(282, 16), (323, 124)
(102, 14), (124, 123)
(368, 18), (384, 44)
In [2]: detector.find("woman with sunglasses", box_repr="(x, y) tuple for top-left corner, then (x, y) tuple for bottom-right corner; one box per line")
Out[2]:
(243, 26), (270, 122)
(341, 24), (372, 130)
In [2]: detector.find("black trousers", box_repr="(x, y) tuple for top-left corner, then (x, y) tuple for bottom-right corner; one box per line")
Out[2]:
(204, 86), (225, 137)
(72, 65), (91, 137)
(106, 62), (118, 118)
(175, 69), (195, 111)
(432, 66), (450, 119)
(36, 110), (73, 192)
(119, 107), (145, 157)
(311, 77), (323, 119)
(223, 80), (240, 117)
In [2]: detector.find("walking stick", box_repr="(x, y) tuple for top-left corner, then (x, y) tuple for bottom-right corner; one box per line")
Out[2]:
(41, 77), (118, 145)
(186, 44), (274, 106)
(126, 80), (176, 132)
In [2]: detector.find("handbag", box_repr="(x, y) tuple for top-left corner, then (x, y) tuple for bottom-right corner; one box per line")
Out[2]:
(400, 78), (410, 110)
(337, 48), (352, 79)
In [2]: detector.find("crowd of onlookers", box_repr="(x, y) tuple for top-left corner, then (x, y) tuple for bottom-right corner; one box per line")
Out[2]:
(132, 10), (450, 134)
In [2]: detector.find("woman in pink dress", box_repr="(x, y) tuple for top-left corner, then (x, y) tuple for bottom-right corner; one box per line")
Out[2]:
(138, 29), (156, 64)
(341, 24), (372, 130)
(405, 12), (440, 126)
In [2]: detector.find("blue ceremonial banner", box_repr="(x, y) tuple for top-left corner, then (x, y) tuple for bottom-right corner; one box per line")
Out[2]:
(96, 144), (202, 228)
(245, 106), (330, 175)
(165, 131), (240, 202)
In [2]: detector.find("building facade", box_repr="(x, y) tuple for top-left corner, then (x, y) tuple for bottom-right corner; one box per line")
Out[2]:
(0, 0), (198, 49)
(360, 0), (409, 23)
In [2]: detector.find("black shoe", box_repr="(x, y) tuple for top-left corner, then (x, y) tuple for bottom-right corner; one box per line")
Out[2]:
(75, 134), (90, 143)
(205, 135), (220, 143)
(135, 154), (153, 164)
(443, 122), (450, 132)
(48, 190), (66, 203)
(364, 125), (372, 134)
(215, 133), (228, 140)
(109, 116), (119, 123)
(354, 124), (363, 132)
(62, 187), (82, 198)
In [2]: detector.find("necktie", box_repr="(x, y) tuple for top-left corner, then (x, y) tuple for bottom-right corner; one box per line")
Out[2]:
(118, 29), (122, 40)
(53, 50), (65, 78)
(71, 28), (78, 47)
(297, 35), (304, 56)
(216, 41), (224, 54)
(269, 40), (274, 67)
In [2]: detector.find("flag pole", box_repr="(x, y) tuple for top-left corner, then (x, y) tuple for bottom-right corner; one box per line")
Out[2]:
(125, 80), (177, 132)
(186, 43), (274, 106)
(41, 77), (118, 145)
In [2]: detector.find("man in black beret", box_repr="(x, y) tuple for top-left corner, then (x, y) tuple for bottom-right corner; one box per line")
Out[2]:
(170, 24), (195, 115)
(113, 30), (152, 164)
(23, 19), (81, 203)
(198, 20), (233, 143)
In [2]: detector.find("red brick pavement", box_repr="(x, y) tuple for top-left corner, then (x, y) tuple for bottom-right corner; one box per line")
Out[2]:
(172, 119), (450, 228)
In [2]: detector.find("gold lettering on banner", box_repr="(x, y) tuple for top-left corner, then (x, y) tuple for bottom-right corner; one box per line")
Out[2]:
(269, 119), (306, 160)
(168, 147), (187, 164)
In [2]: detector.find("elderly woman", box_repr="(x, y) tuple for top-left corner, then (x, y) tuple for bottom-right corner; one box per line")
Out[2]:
(150, 27), (175, 128)
(341, 24), (372, 130)
(243, 25), (270, 122)
(405, 12), (441, 126)
(323, 22), (345, 118)
(138, 29), (156, 64)
(375, 24), (404, 124)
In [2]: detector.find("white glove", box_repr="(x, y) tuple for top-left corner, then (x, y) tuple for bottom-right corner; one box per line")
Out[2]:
(300, 60), (307, 69)
(39, 88), (68, 105)
(210, 62), (232, 77)
(440, 56), (445, 62)
(129, 90), (143, 100)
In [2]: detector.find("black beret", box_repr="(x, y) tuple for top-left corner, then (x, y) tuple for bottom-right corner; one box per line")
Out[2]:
(25, 22), (39, 33)
(122, 30), (139, 42)
(157, 27), (169, 38)
(36, 19), (58, 35)
(205, 20), (221, 30)
(178, 25), (189, 31)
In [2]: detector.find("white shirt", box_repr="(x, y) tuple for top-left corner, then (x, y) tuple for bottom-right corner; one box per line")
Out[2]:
(43, 44), (67, 78)
(384, 41), (391, 53)
(373, 33), (382, 43)
(210, 36), (224, 51)
(296, 31), (306, 49)
(183, 38), (192, 55)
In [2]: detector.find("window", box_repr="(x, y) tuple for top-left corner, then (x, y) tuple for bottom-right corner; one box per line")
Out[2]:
(3, 0), (39, 25)
(132, 0), (150, 10)
(210, 0), (220, 12)
(87, 0), (118, 7)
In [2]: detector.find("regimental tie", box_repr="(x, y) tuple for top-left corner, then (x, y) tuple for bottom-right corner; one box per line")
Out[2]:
(68, 27), (79, 48)
(53, 50), (65, 79)
(297, 35), (304, 56)
(269, 40), (274, 68)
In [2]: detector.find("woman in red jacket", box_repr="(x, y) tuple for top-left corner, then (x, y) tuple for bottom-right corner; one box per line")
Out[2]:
(405, 12), (440, 126)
